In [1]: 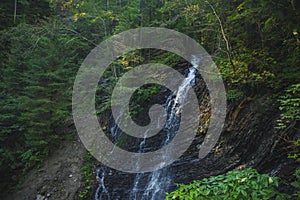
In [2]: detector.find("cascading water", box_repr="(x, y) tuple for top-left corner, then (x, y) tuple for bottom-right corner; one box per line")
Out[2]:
(95, 168), (111, 200)
(95, 56), (201, 200)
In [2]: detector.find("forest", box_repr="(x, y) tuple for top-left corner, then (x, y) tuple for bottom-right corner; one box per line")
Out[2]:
(0, 0), (299, 199)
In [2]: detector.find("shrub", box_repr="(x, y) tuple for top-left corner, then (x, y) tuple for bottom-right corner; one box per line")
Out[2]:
(166, 168), (289, 200)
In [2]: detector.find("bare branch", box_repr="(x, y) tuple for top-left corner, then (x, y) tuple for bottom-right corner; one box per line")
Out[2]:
(205, 0), (235, 71)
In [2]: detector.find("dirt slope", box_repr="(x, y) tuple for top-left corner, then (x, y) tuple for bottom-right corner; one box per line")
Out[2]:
(3, 138), (87, 200)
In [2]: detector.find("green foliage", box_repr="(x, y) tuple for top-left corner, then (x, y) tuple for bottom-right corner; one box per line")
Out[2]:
(0, 0), (53, 30)
(166, 168), (289, 200)
(0, 21), (88, 174)
(276, 84), (300, 129)
(217, 51), (275, 86)
(227, 89), (244, 100)
(79, 152), (95, 200)
(130, 84), (162, 117)
(66, 0), (155, 43)
(291, 168), (300, 199)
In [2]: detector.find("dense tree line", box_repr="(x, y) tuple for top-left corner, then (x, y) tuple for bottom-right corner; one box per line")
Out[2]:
(0, 0), (89, 187)
(0, 0), (299, 196)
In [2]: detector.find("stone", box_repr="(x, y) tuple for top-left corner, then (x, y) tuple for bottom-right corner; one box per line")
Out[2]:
(36, 194), (44, 200)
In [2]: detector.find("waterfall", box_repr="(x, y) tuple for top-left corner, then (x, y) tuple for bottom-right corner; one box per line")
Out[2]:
(95, 168), (111, 200)
(95, 56), (201, 200)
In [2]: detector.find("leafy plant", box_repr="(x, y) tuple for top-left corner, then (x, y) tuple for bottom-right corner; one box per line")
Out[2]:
(291, 168), (300, 199)
(276, 84), (300, 129)
(166, 168), (289, 200)
(79, 152), (95, 200)
(227, 89), (244, 100)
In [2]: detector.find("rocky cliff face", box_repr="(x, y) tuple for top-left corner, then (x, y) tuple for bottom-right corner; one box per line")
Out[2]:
(93, 97), (297, 198)
(92, 64), (298, 198)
